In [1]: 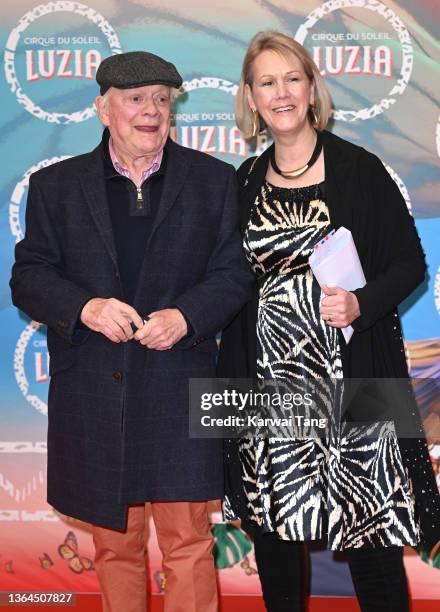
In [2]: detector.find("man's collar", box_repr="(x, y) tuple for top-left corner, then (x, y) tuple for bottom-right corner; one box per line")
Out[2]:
(109, 136), (163, 180)
(101, 128), (167, 181)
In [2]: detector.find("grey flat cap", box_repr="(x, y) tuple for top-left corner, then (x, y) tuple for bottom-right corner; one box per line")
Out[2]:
(96, 51), (182, 94)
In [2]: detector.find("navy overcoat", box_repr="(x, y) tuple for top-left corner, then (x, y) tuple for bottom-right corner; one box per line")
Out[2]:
(11, 136), (254, 529)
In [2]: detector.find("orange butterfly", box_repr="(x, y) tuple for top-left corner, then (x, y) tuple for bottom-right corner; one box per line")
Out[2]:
(58, 531), (94, 574)
(39, 553), (54, 569)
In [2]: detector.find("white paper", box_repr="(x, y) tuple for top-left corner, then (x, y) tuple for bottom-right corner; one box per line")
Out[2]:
(308, 227), (366, 343)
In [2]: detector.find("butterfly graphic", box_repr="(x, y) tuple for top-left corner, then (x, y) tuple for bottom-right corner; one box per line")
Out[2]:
(58, 531), (94, 574)
(39, 553), (54, 569)
(5, 561), (14, 574)
(240, 557), (258, 576)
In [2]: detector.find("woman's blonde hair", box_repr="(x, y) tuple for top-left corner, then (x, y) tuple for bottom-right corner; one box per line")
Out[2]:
(235, 30), (332, 140)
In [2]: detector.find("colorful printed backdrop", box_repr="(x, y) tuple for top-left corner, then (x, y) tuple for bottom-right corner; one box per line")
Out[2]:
(1, 0), (439, 599)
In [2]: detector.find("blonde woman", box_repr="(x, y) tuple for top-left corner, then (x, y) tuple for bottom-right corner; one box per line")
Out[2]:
(218, 31), (440, 611)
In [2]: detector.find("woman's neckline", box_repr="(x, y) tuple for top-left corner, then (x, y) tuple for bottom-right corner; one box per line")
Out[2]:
(264, 179), (325, 191)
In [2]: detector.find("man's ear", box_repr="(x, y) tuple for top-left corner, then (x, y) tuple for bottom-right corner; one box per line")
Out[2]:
(95, 95), (110, 127)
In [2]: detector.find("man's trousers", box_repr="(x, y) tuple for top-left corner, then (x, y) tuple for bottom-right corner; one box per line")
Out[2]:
(92, 502), (218, 612)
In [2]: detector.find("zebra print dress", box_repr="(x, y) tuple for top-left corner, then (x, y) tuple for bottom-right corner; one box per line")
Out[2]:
(227, 180), (420, 550)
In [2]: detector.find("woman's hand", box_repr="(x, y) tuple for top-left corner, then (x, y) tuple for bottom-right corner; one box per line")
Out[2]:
(320, 285), (360, 328)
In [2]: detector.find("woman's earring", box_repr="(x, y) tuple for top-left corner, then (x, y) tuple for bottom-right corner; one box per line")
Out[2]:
(251, 109), (259, 138)
(310, 104), (319, 127)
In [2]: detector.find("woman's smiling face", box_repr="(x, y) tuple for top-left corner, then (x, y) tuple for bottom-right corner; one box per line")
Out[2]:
(247, 49), (315, 138)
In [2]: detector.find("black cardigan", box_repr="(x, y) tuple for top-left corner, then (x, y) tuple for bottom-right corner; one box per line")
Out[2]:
(218, 130), (440, 548)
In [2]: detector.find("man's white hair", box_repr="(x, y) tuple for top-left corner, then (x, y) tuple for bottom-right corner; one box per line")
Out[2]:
(100, 88), (112, 109)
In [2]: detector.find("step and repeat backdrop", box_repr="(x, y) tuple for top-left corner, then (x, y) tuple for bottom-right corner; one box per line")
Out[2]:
(1, 0), (439, 599)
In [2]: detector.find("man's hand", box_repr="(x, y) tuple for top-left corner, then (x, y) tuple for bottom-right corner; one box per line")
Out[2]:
(134, 308), (188, 350)
(80, 297), (143, 343)
(319, 285), (360, 328)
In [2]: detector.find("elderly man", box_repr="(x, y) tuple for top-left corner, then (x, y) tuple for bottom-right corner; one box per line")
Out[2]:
(10, 51), (253, 612)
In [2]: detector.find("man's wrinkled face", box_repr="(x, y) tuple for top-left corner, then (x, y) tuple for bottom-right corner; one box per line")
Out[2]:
(96, 84), (171, 160)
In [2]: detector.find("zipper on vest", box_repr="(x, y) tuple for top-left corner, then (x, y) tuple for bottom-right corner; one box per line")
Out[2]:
(136, 185), (143, 209)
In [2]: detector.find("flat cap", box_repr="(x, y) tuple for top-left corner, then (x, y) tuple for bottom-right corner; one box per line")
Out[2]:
(96, 51), (182, 94)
